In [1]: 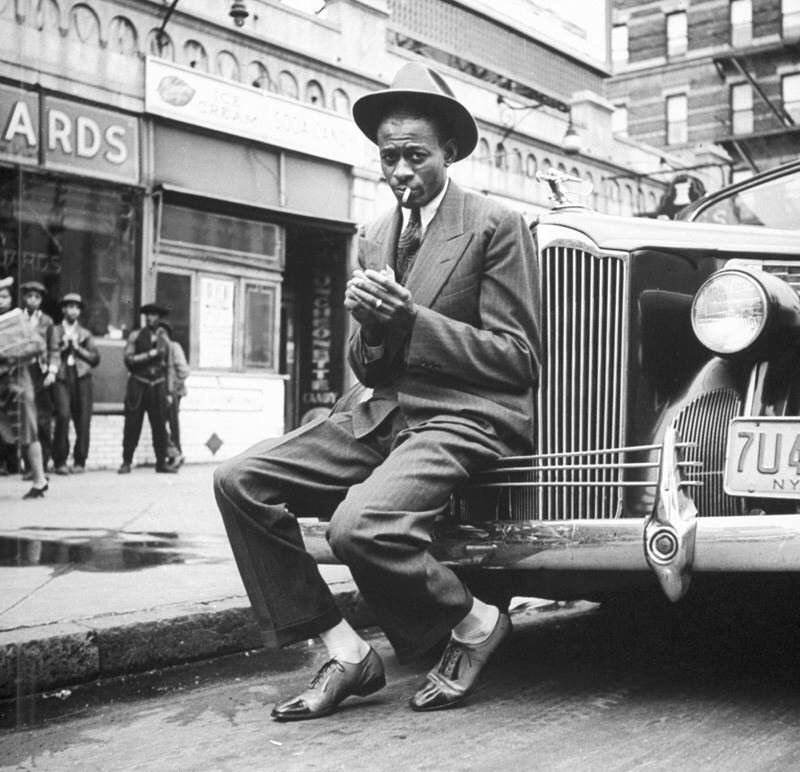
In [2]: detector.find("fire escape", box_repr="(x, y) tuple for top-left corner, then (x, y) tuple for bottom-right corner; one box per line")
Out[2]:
(711, 18), (800, 172)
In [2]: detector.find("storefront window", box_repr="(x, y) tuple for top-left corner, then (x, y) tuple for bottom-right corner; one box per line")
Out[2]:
(0, 169), (139, 337)
(244, 283), (276, 369)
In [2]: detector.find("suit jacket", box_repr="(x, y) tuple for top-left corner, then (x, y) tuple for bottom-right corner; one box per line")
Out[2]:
(124, 328), (174, 393)
(52, 322), (100, 380)
(347, 180), (541, 453)
(25, 311), (58, 375)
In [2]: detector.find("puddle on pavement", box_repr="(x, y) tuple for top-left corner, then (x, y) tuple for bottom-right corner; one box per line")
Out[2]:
(0, 528), (226, 571)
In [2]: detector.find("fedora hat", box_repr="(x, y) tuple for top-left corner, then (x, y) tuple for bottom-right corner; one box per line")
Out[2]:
(60, 292), (84, 309)
(352, 62), (478, 162)
(20, 280), (46, 296)
(140, 302), (169, 316)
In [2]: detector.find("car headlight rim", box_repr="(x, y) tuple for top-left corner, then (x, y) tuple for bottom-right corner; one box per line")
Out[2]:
(691, 269), (770, 356)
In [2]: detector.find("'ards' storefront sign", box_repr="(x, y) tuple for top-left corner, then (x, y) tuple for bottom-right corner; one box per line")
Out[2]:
(0, 84), (139, 183)
(144, 58), (365, 167)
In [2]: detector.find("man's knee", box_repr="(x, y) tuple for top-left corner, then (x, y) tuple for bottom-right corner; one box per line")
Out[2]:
(213, 457), (246, 504)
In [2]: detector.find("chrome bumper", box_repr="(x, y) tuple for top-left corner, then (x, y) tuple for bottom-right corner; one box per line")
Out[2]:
(298, 428), (800, 601)
(301, 515), (800, 573)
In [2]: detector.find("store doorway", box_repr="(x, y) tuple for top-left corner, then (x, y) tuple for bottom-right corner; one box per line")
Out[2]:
(281, 226), (349, 429)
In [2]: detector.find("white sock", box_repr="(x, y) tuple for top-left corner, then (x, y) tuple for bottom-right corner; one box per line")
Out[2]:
(452, 598), (500, 645)
(319, 619), (371, 664)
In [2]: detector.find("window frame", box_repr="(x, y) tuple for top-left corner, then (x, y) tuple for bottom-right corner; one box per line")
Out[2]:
(666, 93), (688, 146)
(782, 72), (800, 123)
(730, 82), (754, 135)
(612, 24), (629, 66)
(666, 11), (688, 59)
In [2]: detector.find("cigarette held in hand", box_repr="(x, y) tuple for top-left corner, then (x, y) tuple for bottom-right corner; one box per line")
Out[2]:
(402, 188), (411, 205)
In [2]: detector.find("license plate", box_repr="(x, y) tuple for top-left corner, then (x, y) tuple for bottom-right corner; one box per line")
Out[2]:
(725, 417), (800, 498)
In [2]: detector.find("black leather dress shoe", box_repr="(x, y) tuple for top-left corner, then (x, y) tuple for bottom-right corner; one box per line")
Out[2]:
(409, 613), (511, 712)
(271, 647), (385, 721)
(155, 463), (178, 474)
(22, 484), (48, 500)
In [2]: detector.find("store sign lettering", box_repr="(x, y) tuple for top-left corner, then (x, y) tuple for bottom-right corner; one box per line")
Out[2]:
(145, 58), (366, 167)
(303, 273), (335, 406)
(0, 86), (139, 182)
(0, 85), (39, 162)
(44, 97), (138, 182)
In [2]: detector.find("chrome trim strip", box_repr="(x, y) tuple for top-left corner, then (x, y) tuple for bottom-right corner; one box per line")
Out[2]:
(300, 517), (800, 570)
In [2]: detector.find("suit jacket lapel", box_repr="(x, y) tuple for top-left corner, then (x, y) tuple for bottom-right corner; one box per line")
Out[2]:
(405, 181), (473, 309)
(361, 209), (402, 273)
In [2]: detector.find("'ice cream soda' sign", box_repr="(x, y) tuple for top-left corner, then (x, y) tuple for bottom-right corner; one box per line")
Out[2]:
(144, 57), (365, 167)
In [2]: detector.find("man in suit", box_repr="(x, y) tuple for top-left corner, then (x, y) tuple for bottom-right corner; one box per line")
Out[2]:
(52, 293), (100, 474)
(214, 62), (540, 720)
(118, 303), (176, 475)
(20, 281), (58, 471)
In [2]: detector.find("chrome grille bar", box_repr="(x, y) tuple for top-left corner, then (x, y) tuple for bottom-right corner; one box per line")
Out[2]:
(534, 245), (628, 520)
(673, 389), (742, 517)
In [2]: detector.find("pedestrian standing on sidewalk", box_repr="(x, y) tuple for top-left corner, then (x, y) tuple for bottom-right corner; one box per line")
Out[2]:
(0, 277), (49, 498)
(118, 303), (176, 475)
(214, 62), (540, 720)
(51, 293), (100, 475)
(156, 320), (190, 468)
(20, 281), (58, 473)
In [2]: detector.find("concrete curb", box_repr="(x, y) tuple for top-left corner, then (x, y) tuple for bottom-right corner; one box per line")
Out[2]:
(0, 587), (375, 699)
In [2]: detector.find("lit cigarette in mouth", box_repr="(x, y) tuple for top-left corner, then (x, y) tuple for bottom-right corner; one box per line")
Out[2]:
(402, 188), (411, 205)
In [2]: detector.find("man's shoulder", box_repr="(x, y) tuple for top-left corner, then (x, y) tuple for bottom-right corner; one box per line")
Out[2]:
(460, 185), (519, 224)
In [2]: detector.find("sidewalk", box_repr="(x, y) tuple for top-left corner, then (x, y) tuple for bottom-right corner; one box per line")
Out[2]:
(0, 464), (367, 699)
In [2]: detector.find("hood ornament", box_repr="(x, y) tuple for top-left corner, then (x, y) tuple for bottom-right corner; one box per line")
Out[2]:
(536, 168), (593, 207)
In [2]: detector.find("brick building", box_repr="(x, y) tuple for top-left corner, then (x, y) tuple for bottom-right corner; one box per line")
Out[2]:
(608, 0), (800, 194)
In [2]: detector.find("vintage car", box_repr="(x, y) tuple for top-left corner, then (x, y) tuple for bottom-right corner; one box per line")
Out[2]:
(309, 159), (800, 609)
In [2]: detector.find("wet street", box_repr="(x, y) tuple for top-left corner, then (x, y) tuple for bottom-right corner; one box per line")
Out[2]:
(3, 587), (800, 772)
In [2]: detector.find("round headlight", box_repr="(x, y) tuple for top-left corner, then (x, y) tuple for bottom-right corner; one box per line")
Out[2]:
(691, 271), (767, 354)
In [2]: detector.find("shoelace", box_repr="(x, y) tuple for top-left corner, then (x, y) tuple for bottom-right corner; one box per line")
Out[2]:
(438, 641), (471, 679)
(309, 659), (345, 688)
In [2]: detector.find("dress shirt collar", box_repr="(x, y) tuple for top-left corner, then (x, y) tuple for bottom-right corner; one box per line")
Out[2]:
(400, 177), (449, 237)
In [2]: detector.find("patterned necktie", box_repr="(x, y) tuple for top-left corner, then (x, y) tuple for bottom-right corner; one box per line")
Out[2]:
(395, 207), (421, 284)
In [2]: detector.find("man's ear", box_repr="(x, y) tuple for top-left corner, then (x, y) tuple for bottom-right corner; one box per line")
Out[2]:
(444, 138), (458, 166)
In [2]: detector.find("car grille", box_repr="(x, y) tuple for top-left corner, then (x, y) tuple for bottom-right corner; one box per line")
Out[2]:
(535, 245), (628, 519)
(451, 244), (629, 523)
(672, 389), (743, 517)
(762, 263), (800, 294)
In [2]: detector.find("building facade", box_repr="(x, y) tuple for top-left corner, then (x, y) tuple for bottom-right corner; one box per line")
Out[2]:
(0, 0), (671, 469)
(608, 0), (800, 192)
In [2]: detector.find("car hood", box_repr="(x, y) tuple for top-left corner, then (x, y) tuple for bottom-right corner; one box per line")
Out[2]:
(537, 208), (800, 256)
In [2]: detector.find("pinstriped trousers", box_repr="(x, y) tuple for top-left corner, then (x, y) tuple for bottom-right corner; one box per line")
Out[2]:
(213, 405), (507, 662)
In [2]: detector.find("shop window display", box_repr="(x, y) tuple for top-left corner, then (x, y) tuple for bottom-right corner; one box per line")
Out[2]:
(0, 170), (139, 338)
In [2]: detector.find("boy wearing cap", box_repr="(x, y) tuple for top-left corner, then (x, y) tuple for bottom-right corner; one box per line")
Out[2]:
(20, 281), (58, 471)
(118, 303), (176, 474)
(215, 62), (540, 720)
(0, 277), (50, 498)
(52, 293), (100, 474)
(156, 320), (190, 468)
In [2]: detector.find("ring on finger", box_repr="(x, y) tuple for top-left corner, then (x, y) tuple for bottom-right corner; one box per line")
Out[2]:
(374, 298), (383, 309)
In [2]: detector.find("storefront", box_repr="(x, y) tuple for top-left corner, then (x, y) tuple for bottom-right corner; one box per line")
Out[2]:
(0, 82), (142, 411)
(142, 58), (366, 462)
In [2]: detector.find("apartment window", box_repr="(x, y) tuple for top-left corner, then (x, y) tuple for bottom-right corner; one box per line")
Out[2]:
(731, 83), (753, 134)
(612, 105), (628, 136)
(783, 0), (800, 37)
(666, 12), (687, 58)
(666, 94), (688, 145)
(612, 24), (628, 66)
(731, 0), (752, 46)
(783, 72), (800, 122)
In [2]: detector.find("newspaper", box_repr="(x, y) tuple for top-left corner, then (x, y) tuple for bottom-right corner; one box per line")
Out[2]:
(0, 308), (43, 359)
